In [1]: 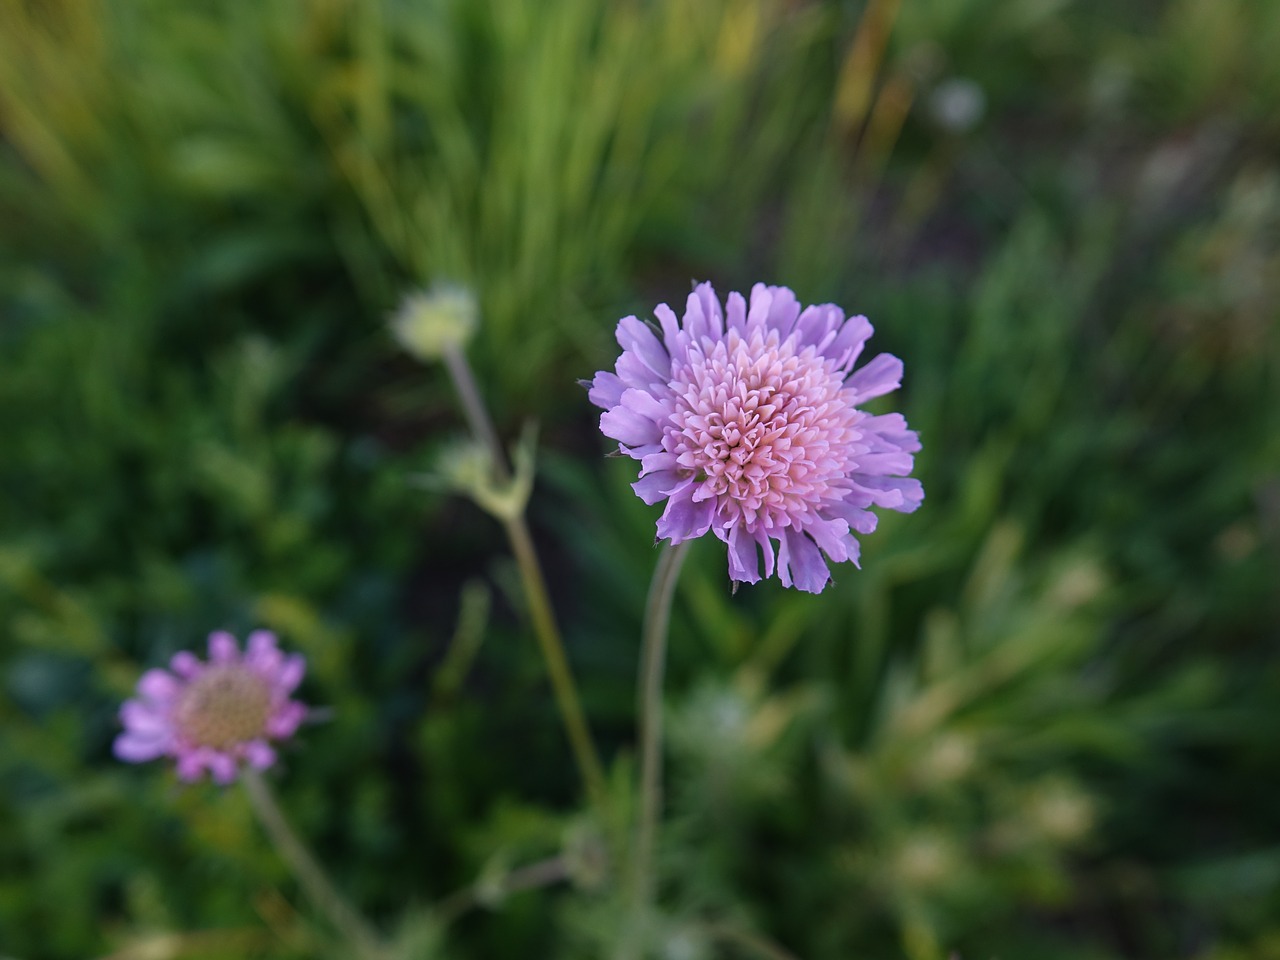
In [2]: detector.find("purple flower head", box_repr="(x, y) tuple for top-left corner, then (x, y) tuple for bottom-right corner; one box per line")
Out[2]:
(114, 630), (308, 784)
(589, 282), (923, 593)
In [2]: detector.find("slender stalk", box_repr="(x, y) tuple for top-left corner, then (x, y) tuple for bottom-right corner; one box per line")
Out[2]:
(436, 855), (571, 925)
(622, 540), (691, 959)
(242, 769), (382, 960)
(441, 345), (508, 478)
(440, 344), (608, 808)
(504, 513), (609, 807)
(703, 922), (802, 960)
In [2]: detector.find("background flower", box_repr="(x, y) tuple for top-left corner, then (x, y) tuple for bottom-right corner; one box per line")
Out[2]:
(115, 631), (308, 784)
(590, 282), (922, 592)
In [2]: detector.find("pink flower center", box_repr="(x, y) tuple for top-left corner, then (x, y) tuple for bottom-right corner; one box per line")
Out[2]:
(667, 327), (863, 528)
(174, 666), (271, 749)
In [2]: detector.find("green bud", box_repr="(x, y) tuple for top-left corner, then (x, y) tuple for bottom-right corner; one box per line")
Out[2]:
(390, 284), (478, 361)
(435, 423), (538, 523)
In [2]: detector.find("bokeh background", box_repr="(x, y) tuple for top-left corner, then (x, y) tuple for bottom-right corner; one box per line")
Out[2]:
(2, 0), (1278, 957)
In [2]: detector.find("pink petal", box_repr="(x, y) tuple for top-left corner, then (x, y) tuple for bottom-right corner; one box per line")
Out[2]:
(137, 669), (181, 704)
(207, 752), (238, 784)
(120, 700), (170, 737)
(600, 406), (662, 447)
(829, 314), (874, 372)
(588, 371), (625, 409)
(170, 651), (202, 678)
(778, 528), (832, 594)
(847, 353), (903, 402)
(208, 631), (240, 663)
(267, 702), (307, 738)
(725, 525), (761, 584)
(176, 749), (210, 782)
(275, 655), (305, 694)
(794, 304), (843, 352)
(656, 485), (715, 542)
(850, 475), (924, 513)
(724, 290), (748, 334)
(114, 731), (170, 763)
(855, 451), (915, 477)
(633, 470), (680, 505)
(616, 315), (670, 380)
(244, 740), (277, 770)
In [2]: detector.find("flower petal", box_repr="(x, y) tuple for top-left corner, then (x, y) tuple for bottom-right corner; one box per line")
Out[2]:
(726, 524), (761, 584)
(794, 304), (843, 352)
(617, 315), (670, 379)
(137, 669), (180, 704)
(208, 631), (239, 663)
(777, 528), (833, 593)
(849, 475), (924, 513)
(207, 751), (238, 784)
(600, 406), (662, 447)
(847, 353), (903, 402)
(244, 740), (277, 770)
(692, 282), (724, 341)
(114, 731), (170, 763)
(275, 654), (306, 694)
(725, 290), (748, 334)
(633, 470), (680, 505)
(176, 748), (212, 782)
(170, 651), (202, 678)
(855, 451), (915, 477)
(121, 700), (169, 737)
(267, 702), (307, 738)
(656, 485), (715, 542)
(830, 314), (874, 372)
(588, 371), (625, 409)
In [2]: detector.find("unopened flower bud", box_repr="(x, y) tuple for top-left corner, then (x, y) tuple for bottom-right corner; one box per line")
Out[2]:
(390, 284), (478, 361)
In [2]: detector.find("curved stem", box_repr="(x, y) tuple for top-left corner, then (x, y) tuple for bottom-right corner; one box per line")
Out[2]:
(504, 514), (609, 808)
(435, 854), (571, 926)
(622, 540), (691, 959)
(242, 769), (382, 960)
(441, 344), (607, 809)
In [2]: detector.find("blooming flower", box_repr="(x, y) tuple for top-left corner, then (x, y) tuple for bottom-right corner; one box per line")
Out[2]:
(589, 282), (922, 593)
(114, 630), (308, 784)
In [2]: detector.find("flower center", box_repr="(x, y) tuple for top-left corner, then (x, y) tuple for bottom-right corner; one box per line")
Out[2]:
(174, 666), (271, 749)
(667, 327), (862, 527)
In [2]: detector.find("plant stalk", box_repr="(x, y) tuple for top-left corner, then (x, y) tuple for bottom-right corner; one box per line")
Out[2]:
(622, 539), (691, 959)
(441, 344), (608, 809)
(242, 768), (382, 960)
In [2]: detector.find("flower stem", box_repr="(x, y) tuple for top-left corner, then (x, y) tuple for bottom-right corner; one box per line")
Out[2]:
(440, 344), (608, 810)
(435, 854), (571, 925)
(622, 540), (691, 959)
(503, 513), (609, 808)
(242, 768), (382, 960)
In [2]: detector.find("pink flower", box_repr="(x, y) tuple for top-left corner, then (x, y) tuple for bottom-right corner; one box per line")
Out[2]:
(114, 631), (308, 784)
(589, 282), (922, 593)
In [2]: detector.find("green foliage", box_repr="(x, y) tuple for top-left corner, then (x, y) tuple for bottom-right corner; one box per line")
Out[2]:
(1, 0), (1278, 958)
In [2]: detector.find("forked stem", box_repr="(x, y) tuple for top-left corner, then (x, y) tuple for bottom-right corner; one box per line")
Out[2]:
(441, 344), (608, 810)
(621, 539), (691, 959)
(242, 768), (382, 960)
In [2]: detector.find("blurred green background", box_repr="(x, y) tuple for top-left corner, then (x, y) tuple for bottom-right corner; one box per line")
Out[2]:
(1, 0), (1278, 957)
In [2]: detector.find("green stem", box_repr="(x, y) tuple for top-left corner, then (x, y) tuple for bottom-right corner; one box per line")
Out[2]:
(436, 855), (571, 926)
(442, 345), (508, 479)
(441, 344), (608, 809)
(242, 769), (382, 960)
(703, 922), (802, 960)
(622, 540), (691, 959)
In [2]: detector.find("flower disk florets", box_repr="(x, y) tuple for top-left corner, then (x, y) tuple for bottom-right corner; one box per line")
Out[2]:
(589, 282), (923, 593)
(114, 630), (308, 784)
